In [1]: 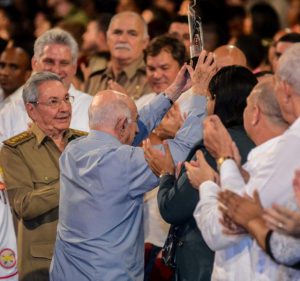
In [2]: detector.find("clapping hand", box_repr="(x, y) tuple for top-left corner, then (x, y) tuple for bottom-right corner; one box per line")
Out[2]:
(218, 190), (263, 229)
(185, 150), (218, 189)
(143, 139), (175, 177)
(262, 170), (300, 237)
(203, 115), (234, 159)
(263, 205), (300, 237)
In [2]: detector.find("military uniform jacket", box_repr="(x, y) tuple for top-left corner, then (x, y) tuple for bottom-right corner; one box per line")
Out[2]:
(84, 55), (152, 99)
(0, 124), (86, 281)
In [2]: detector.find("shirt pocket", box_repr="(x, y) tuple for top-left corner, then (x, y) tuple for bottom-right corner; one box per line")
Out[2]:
(32, 174), (59, 190)
(30, 241), (54, 260)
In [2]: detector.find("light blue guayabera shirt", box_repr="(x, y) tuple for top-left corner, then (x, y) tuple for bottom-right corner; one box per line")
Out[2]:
(50, 93), (206, 281)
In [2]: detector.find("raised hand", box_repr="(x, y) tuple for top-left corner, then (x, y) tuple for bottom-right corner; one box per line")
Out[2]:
(218, 189), (263, 229)
(164, 63), (193, 102)
(143, 139), (175, 177)
(185, 150), (217, 189)
(263, 204), (300, 237)
(203, 115), (234, 159)
(192, 50), (218, 96)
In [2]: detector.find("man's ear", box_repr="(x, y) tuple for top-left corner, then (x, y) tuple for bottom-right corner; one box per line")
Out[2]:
(115, 116), (128, 139)
(282, 80), (294, 103)
(25, 102), (36, 121)
(252, 105), (260, 126)
(31, 57), (37, 70)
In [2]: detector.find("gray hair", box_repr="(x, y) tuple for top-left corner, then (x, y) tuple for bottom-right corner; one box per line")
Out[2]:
(108, 11), (149, 39)
(277, 43), (300, 95)
(23, 71), (62, 103)
(251, 77), (288, 126)
(33, 28), (78, 64)
(88, 97), (132, 129)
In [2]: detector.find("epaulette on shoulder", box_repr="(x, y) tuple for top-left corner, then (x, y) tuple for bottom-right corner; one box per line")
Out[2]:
(70, 128), (88, 137)
(3, 131), (34, 147)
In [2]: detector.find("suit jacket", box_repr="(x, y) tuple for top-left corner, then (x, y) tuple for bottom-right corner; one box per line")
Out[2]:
(158, 126), (255, 281)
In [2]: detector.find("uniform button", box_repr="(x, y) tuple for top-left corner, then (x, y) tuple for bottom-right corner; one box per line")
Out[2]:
(178, 241), (183, 247)
(44, 176), (49, 181)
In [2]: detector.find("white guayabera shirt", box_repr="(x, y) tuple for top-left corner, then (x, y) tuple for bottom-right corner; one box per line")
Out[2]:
(194, 118), (300, 281)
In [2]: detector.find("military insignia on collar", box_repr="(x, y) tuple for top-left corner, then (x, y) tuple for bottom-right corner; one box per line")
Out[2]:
(0, 248), (16, 269)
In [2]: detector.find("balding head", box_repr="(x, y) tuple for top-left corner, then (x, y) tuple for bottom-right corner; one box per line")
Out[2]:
(108, 12), (148, 39)
(213, 45), (247, 69)
(107, 11), (149, 66)
(88, 90), (139, 144)
(243, 76), (288, 145)
(250, 77), (288, 127)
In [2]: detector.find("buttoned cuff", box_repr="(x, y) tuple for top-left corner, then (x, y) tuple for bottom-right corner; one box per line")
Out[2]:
(199, 180), (219, 199)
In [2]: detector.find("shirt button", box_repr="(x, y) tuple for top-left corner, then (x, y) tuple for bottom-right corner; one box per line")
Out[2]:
(178, 241), (183, 247)
(44, 176), (49, 181)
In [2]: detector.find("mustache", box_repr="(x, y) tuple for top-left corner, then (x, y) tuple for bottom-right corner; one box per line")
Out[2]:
(115, 43), (131, 51)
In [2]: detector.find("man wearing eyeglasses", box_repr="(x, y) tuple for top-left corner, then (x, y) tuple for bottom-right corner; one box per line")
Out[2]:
(0, 72), (86, 281)
(0, 28), (92, 142)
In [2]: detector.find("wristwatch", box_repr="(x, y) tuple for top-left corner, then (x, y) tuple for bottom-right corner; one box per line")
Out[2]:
(159, 171), (174, 178)
(216, 156), (234, 171)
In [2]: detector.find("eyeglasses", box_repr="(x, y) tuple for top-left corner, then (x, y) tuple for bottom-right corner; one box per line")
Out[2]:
(30, 95), (74, 108)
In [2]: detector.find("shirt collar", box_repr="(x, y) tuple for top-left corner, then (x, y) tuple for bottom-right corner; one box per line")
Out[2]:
(123, 56), (146, 79)
(88, 130), (122, 146)
(289, 116), (300, 130)
(243, 135), (281, 173)
(31, 123), (76, 147)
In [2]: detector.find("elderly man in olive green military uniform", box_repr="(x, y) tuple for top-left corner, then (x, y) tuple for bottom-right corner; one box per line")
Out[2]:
(84, 11), (152, 99)
(0, 72), (86, 281)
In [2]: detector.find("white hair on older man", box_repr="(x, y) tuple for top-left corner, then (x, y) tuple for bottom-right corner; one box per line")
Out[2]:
(88, 91), (132, 130)
(277, 43), (300, 95)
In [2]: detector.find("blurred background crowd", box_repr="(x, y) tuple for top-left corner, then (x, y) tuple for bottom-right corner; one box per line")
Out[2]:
(0, 0), (298, 91)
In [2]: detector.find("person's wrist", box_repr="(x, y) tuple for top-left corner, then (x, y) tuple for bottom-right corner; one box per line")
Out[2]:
(192, 87), (209, 96)
(164, 83), (182, 102)
(159, 170), (175, 178)
(162, 92), (174, 105)
(246, 216), (265, 233)
(216, 156), (234, 171)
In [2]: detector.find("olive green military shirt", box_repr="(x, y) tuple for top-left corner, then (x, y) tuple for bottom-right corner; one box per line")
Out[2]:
(84, 55), (152, 99)
(0, 123), (86, 220)
(0, 123), (87, 281)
